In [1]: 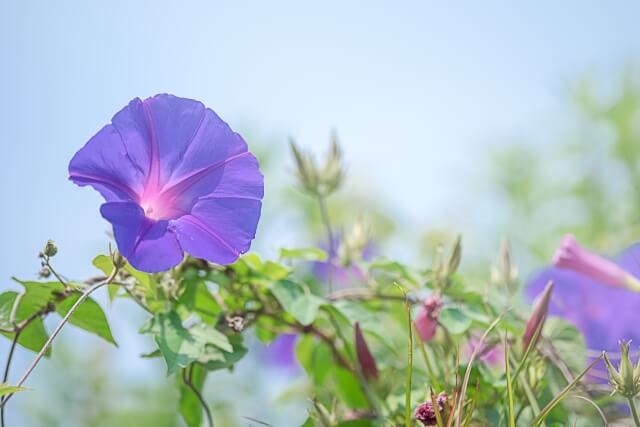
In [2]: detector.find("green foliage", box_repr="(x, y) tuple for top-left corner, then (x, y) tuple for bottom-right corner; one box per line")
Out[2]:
(140, 311), (232, 375)
(270, 279), (323, 326)
(55, 292), (116, 345)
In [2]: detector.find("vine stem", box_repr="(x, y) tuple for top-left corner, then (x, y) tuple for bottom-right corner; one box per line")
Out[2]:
(0, 331), (21, 426)
(629, 397), (640, 427)
(183, 367), (213, 427)
(317, 195), (335, 292)
(1, 268), (118, 408)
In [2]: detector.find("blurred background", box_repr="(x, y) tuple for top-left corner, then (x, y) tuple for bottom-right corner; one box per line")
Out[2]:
(1, 1), (640, 425)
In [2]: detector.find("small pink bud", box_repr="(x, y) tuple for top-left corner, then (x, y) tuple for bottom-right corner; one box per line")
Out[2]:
(523, 281), (553, 349)
(355, 322), (378, 381)
(553, 234), (632, 289)
(414, 296), (443, 342)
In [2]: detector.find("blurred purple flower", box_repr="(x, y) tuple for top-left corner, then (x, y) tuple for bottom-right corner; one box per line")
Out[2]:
(261, 333), (299, 371)
(527, 237), (640, 353)
(465, 336), (504, 367)
(69, 94), (263, 272)
(312, 236), (374, 287)
(414, 296), (443, 343)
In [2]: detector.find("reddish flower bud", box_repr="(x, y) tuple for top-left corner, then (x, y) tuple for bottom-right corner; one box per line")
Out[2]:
(523, 281), (553, 349)
(354, 322), (378, 381)
(414, 296), (443, 342)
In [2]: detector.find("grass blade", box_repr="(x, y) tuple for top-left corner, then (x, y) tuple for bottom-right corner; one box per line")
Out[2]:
(531, 353), (604, 427)
(505, 333), (515, 427)
(454, 310), (507, 427)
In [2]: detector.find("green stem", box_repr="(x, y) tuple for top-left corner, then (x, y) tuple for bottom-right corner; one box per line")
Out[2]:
(0, 331), (21, 427)
(628, 397), (640, 427)
(1, 267), (118, 409)
(317, 195), (335, 292)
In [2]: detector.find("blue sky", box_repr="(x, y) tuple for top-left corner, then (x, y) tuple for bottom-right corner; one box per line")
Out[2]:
(1, 0), (639, 280)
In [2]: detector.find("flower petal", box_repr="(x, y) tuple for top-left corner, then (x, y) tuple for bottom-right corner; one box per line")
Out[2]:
(171, 196), (262, 265)
(68, 124), (145, 201)
(527, 266), (639, 352)
(100, 201), (184, 272)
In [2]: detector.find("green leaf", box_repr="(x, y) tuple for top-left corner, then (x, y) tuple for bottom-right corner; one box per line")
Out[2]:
(15, 280), (65, 315)
(0, 290), (51, 356)
(199, 334), (247, 371)
(0, 383), (27, 397)
(1, 316), (50, 356)
(269, 279), (322, 326)
(179, 364), (207, 427)
(544, 318), (586, 373)
(438, 307), (472, 335)
(295, 335), (332, 384)
(177, 279), (221, 324)
(279, 247), (328, 262)
(140, 312), (232, 375)
(334, 366), (368, 409)
(56, 292), (117, 345)
(92, 255), (114, 276)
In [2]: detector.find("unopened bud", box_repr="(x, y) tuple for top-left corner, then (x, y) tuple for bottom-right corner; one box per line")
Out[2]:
(111, 251), (126, 269)
(38, 267), (51, 278)
(354, 322), (378, 381)
(604, 341), (640, 398)
(318, 133), (344, 195)
(446, 235), (462, 276)
(43, 240), (58, 257)
(290, 139), (320, 195)
(522, 281), (553, 350)
(338, 220), (369, 266)
(491, 239), (519, 291)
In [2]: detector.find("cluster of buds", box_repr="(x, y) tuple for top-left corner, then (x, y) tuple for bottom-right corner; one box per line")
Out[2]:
(431, 236), (462, 289)
(522, 281), (553, 350)
(290, 133), (344, 197)
(337, 220), (369, 266)
(604, 341), (640, 399)
(354, 322), (379, 381)
(414, 295), (443, 342)
(414, 392), (450, 426)
(37, 240), (58, 278)
(490, 239), (519, 292)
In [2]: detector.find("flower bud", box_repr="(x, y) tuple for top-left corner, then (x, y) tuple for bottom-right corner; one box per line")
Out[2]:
(318, 133), (344, 195)
(354, 322), (378, 381)
(337, 220), (369, 266)
(553, 234), (640, 291)
(38, 267), (51, 278)
(43, 240), (58, 257)
(414, 296), (443, 342)
(414, 392), (449, 426)
(446, 235), (462, 276)
(111, 251), (126, 269)
(604, 341), (640, 398)
(290, 139), (320, 195)
(491, 239), (518, 291)
(522, 281), (553, 350)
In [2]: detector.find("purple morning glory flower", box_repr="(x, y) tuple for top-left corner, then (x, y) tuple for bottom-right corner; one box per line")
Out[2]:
(69, 94), (263, 272)
(261, 333), (299, 372)
(527, 236), (640, 353)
